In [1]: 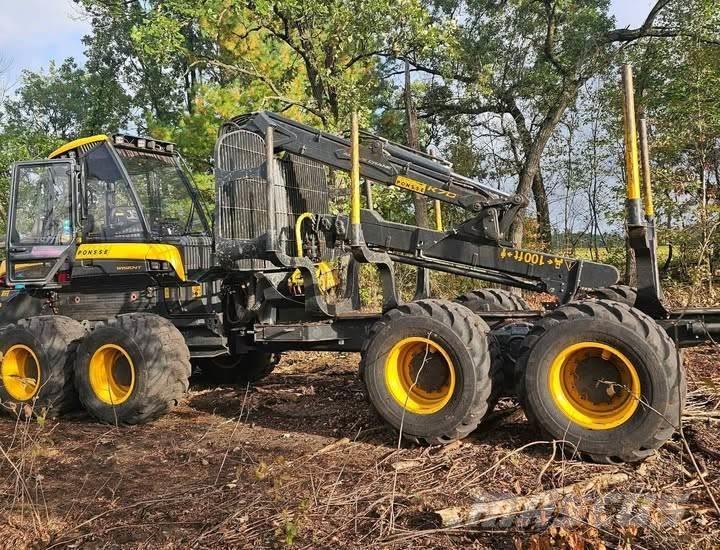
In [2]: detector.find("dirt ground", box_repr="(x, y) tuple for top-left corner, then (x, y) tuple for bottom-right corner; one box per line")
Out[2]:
(1, 347), (718, 549)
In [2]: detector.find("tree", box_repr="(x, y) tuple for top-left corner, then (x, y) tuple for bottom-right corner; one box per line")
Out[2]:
(405, 61), (430, 228)
(120, 0), (442, 127)
(76, 0), (206, 127)
(3, 58), (132, 139)
(416, 0), (683, 246)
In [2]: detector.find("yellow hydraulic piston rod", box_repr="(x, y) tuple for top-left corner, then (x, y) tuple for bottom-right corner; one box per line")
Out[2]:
(434, 200), (443, 231)
(350, 112), (363, 245)
(621, 64), (643, 226)
(294, 212), (314, 257)
(638, 117), (655, 220)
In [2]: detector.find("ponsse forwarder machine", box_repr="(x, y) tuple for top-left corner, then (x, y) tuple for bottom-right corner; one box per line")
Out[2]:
(0, 66), (715, 462)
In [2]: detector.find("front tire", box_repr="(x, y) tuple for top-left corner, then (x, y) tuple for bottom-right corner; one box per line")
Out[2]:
(360, 299), (495, 445)
(74, 313), (191, 425)
(515, 300), (684, 463)
(0, 316), (85, 417)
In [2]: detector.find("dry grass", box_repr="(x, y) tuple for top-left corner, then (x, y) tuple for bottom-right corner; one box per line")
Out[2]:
(0, 348), (718, 549)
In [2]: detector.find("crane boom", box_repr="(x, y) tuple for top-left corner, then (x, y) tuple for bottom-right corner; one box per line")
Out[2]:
(230, 111), (526, 243)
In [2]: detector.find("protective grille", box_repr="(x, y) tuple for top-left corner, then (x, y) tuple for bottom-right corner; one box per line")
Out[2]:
(275, 154), (330, 256)
(215, 128), (330, 270)
(181, 235), (213, 272)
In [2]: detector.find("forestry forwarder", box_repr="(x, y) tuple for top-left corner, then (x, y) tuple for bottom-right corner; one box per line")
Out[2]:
(0, 66), (715, 462)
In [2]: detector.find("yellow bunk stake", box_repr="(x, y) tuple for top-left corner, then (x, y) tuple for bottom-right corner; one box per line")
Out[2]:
(621, 65), (643, 226)
(638, 118), (655, 220)
(434, 199), (443, 231)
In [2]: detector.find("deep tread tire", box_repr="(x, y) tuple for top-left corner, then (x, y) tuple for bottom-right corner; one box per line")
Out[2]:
(199, 352), (279, 385)
(0, 316), (85, 416)
(586, 285), (637, 306)
(455, 289), (531, 326)
(360, 299), (494, 445)
(74, 313), (191, 425)
(455, 288), (532, 395)
(515, 299), (684, 463)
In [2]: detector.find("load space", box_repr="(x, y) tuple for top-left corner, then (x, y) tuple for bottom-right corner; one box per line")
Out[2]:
(0, 65), (710, 465)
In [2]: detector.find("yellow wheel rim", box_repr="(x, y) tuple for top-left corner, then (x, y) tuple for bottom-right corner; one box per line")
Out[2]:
(385, 337), (456, 415)
(1, 345), (41, 401)
(89, 344), (135, 405)
(549, 342), (641, 430)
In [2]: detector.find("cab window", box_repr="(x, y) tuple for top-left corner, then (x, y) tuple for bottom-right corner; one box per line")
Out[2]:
(83, 144), (146, 241)
(117, 149), (207, 237)
(11, 162), (73, 246)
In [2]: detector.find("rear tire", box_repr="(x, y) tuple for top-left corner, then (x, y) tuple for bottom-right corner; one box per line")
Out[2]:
(199, 352), (279, 385)
(360, 299), (494, 445)
(585, 285), (637, 306)
(0, 316), (85, 417)
(74, 313), (191, 425)
(455, 288), (532, 396)
(455, 289), (530, 327)
(515, 300), (684, 463)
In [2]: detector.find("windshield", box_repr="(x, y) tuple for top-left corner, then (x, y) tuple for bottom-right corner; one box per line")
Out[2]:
(11, 162), (73, 246)
(117, 149), (208, 237)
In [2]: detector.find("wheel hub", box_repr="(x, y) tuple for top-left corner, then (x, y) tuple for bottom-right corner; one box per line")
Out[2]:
(549, 342), (640, 430)
(1, 345), (41, 401)
(89, 344), (135, 405)
(385, 337), (456, 415)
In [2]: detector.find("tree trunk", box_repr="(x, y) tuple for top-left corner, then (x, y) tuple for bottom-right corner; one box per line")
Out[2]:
(510, 146), (543, 247)
(405, 61), (429, 228)
(509, 89), (576, 247)
(532, 170), (552, 247)
(625, 237), (637, 286)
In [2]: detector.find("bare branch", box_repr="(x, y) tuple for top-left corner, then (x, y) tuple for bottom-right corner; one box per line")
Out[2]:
(606, 0), (675, 43)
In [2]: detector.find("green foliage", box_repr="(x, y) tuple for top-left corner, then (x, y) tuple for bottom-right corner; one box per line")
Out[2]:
(3, 58), (132, 139)
(1, 0), (720, 294)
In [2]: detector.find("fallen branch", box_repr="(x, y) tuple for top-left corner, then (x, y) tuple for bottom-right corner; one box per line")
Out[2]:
(685, 410), (720, 418)
(316, 437), (351, 455)
(434, 472), (629, 527)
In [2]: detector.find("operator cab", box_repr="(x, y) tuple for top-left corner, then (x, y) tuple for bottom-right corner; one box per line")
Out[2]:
(5, 134), (212, 288)
(52, 134), (209, 243)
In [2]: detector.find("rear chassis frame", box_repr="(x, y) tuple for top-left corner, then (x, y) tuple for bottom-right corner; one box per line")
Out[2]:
(213, 109), (720, 356)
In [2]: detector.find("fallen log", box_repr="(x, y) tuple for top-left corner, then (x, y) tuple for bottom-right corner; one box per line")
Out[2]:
(434, 472), (629, 527)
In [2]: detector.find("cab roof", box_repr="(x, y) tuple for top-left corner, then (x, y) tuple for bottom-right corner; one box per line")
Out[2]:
(49, 135), (107, 159)
(49, 134), (176, 159)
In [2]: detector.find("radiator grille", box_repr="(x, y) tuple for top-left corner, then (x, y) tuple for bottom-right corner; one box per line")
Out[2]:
(215, 128), (330, 270)
(181, 235), (213, 272)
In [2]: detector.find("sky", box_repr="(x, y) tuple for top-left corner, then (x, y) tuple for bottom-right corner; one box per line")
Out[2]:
(0, 0), (656, 93)
(0, 0), (90, 91)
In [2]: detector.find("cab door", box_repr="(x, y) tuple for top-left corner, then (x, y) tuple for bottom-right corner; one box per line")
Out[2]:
(6, 160), (78, 287)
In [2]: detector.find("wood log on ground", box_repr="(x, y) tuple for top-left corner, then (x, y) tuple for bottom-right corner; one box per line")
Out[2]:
(434, 472), (629, 527)
(315, 437), (350, 455)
